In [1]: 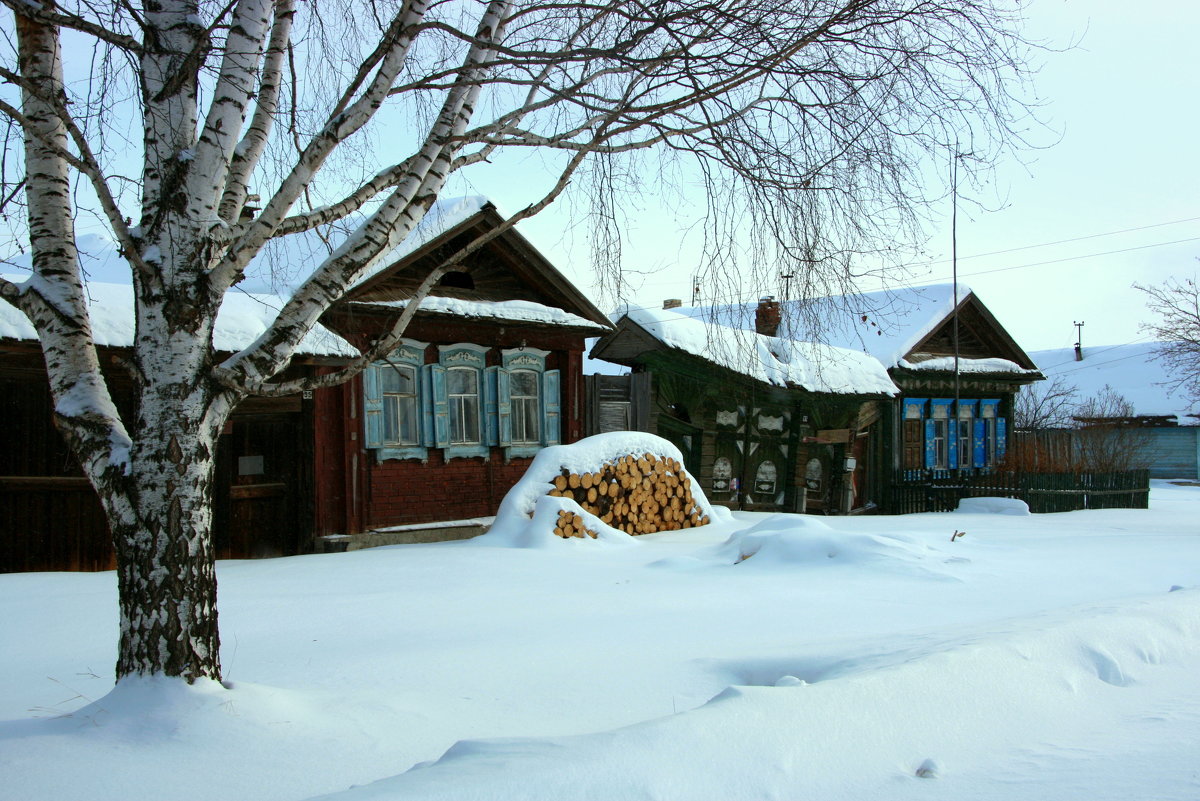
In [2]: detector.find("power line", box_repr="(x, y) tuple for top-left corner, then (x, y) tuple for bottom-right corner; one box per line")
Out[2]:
(1043, 344), (1164, 377)
(633, 214), (1200, 298)
(947, 236), (1200, 280)
(923, 215), (1200, 266)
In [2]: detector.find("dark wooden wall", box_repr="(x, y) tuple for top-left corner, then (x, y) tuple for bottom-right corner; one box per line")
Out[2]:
(1, 362), (120, 572)
(2, 355), (317, 573)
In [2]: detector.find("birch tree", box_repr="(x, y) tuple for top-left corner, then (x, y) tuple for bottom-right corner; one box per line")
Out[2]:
(0, 0), (1038, 683)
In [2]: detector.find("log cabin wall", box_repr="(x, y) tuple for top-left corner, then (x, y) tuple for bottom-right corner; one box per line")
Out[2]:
(608, 353), (881, 516)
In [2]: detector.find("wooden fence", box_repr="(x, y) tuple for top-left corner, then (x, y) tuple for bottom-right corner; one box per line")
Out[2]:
(888, 469), (1150, 515)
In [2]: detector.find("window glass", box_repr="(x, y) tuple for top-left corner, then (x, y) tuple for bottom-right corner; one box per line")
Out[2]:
(448, 367), (480, 444)
(381, 364), (418, 445)
(932, 419), (949, 469)
(510, 369), (540, 444)
(957, 404), (974, 468)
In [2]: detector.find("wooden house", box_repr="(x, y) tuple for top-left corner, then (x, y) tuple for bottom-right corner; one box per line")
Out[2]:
(312, 198), (610, 546)
(588, 302), (898, 514)
(588, 285), (1043, 514)
(0, 198), (609, 572)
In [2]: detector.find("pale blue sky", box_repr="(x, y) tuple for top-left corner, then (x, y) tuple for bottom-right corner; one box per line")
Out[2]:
(6, 1), (1194, 355)
(469, 0), (1200, 353)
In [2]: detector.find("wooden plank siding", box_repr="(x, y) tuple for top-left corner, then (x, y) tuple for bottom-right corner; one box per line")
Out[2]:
(1, 363), (317, 572)
(1140, 428), (1200, 480)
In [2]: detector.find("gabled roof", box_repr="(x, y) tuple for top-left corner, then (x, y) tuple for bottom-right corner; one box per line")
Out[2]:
(591, 305), (898, 396)
(672, 284), (1040, 376)
(342, 200), (611, 330)
(0, 276), (358, 357)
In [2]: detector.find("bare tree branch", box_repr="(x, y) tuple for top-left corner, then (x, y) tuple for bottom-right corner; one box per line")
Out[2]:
(1137, 274), (1200, 406)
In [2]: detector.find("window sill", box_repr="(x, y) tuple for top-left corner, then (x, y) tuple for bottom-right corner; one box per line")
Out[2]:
(375, 446), (429, 462)
(445, 444), (490, 461)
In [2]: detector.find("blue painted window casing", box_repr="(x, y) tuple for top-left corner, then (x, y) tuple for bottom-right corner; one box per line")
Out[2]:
(438, 344), (488, 459)
(364, 340), (429, 461)
(909, 397), (1004, 472)
(980, 399), (1003, 465)
(447, 367), (481, 444)
(365, 342), (562, 462)
(956, 401), (977, 470)
(930, 400), (952, 470)
(903, 398), (928, 420)
(510, 369), (541, 445)
(502, 348), (554, 458)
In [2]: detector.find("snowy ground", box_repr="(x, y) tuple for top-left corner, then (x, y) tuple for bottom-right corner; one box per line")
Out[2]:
(2, 481), (1199, 801)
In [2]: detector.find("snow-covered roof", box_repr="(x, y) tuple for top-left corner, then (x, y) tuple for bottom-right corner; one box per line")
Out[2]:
(612, 305), (898, 396)
(1029, 342), (1199, 424)
(668, 283), (1037, 377)
(352, 195), (490, 290)
(898, 356), (1039, 375)
(356, 296), (607, 330)
(0, 276), (358, 358)
(675, 284), (963, 367)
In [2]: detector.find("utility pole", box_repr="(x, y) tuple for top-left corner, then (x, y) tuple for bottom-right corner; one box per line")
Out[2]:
(780, 272), (795, 303)
(951, 148), (961, 411)
(1073, 321), (1085, 361)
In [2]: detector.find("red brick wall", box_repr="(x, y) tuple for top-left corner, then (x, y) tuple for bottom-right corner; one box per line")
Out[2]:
(364, 448), (534, 527)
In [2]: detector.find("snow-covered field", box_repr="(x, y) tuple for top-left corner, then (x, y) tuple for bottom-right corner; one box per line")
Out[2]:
(2, 481), (1199, 801)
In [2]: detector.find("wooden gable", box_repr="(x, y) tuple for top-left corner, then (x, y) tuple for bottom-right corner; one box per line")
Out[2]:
(343, 203), (610, 327)
(903, 293), (1038, 370)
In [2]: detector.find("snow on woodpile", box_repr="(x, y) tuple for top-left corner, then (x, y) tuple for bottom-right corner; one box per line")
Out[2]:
(482, 432), (726, 548)
(619, 306), (897, 395)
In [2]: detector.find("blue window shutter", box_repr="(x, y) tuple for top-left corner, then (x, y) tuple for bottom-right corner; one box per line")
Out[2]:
(973, 419), (986, 467)
(496, 368), (512, 447)
(924, 419), (936, 468)
(423, 364), (450, 448)
(419, 364), (434, 446)
(484, 366), (500, 446)
(363, 365), (383, 448)
(543, 369), (561, 445)
(948, 417), (958, 469)
(996, 416), (1007, 460)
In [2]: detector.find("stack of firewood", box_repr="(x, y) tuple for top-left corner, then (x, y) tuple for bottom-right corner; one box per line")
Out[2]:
(548, 453), (710, 539)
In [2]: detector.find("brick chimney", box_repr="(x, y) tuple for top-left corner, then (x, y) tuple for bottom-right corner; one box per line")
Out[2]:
(755, 296), (781, 337)
(662, 298), (682, 310)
